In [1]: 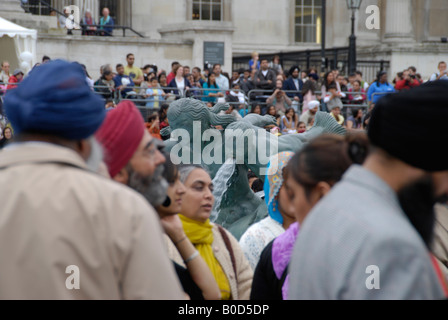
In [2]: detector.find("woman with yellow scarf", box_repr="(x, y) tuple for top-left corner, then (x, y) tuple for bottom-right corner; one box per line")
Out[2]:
(166, 165), (253, 300)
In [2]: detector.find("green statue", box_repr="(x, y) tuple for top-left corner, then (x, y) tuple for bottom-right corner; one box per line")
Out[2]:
(163, 98), (346, 239)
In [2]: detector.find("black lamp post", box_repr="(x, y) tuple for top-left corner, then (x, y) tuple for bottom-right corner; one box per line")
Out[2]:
(347, 0), (362, 74)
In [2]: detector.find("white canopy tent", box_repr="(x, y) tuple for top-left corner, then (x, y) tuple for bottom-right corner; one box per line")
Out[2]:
(0, 17), (37, 74)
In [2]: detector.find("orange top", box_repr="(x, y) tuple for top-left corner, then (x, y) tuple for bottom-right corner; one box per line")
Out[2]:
(145, 123), (162, 140)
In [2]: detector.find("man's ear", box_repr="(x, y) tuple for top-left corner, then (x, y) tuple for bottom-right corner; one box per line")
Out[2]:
(315, 181), (332, 200)
(77, 139), (91, 162)
(113, 167), (129, 185)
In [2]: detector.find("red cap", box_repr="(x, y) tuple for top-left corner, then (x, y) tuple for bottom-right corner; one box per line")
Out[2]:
(95, 101), (145, 178)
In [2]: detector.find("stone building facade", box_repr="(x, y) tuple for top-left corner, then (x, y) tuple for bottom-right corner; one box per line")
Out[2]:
(1, 0), (447, 80)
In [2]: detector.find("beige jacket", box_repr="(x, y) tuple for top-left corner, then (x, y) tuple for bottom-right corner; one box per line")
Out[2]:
(432, 204), (448, 283)
(165, 224), (253, 300)
(0, 142), (184, 300)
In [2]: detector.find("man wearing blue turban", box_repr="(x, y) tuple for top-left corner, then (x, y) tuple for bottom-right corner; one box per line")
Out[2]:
(0, 60), (184, 300)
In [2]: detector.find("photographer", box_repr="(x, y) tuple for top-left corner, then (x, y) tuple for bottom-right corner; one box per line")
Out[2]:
(266, 79), (292, 117)
(430, 61), (448, 82)
(408, 66), (423, 84)
(395, 69), (420, 91)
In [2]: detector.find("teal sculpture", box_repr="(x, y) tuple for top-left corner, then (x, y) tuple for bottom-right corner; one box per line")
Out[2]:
(163, 98), (346, 240)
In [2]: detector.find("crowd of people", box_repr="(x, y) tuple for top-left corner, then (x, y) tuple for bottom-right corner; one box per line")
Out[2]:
(0, 57), (448, 300)
(2, 51), (447, 142)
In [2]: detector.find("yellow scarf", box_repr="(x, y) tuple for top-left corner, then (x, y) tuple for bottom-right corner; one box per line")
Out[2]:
(179, 214), (231, 300)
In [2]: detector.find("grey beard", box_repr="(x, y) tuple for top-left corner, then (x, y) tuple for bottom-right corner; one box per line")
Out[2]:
(86, 137), (104, 173)
(127, 164), (169, 207)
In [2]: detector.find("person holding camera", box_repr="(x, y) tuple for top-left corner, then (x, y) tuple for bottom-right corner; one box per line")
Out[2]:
(430, 61), (448, 82)
(395, 69), (420, 91)
(266, 79), (292, 117)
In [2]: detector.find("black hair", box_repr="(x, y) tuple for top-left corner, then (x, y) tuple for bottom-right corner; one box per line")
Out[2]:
(80, 64), (91, 79)
(161, 151), (179, 184)
(102, 70), (112, 78)
(363, 111), (372, 130)
(250, 103), (261, 114)
(248, 171), (258, 180)
(116, 63), (123, 69)
(251, 179), (264, 193)
(225, 94), (239, 103)
(376, 71), (388, 86)
(126, 53), (134, 59)
(267, 105), (277, 115)
(289, 65), (300, 77)
(42, 55), (51, 62)
(147, 113), (158, 123)
(323, 71), (335, 90)
(351, 108), (361, 117)
(288, 133), (370, 200)
(2, 126), (13, 138)
(158, 72), (167, 84)
(328, 83), (338, 90)
(207, 72), (218, 87)
(158, 104), (170, 122)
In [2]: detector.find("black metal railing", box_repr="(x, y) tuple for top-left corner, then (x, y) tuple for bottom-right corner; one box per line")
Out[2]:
(22, 0), (144, 38)
(233, 47), (390, 80)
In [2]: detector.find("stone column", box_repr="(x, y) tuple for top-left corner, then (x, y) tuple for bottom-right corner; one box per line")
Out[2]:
(384, 0), (414, 42)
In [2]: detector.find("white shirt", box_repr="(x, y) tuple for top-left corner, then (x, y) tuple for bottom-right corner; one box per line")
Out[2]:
(175, 78), (185, 92)
(363, 81), (370, 90)
(86, 77), (94, 91)
(219, 110), (243, 121)
(215, 74), (229, 91)
(262, 70), (269, 78)
(293, 78), (300, 90)
(230, 91), (245, 103)
(239, 217), (285, 270)
(430, 72), (448, 81)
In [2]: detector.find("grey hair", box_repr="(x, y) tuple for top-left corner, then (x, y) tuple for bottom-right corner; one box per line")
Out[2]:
(178, 164), (207, 184)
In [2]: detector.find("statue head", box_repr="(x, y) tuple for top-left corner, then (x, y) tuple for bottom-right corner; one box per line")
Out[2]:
(167, 98), (235, 137)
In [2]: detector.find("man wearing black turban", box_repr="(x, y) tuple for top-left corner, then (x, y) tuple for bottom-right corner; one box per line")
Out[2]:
(0, 60), (184, 300)
(289, 80), (448, 300)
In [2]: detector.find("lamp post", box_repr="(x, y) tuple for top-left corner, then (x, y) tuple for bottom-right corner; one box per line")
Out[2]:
(346, 0), (362, 74)
(321, 0), (326, 73)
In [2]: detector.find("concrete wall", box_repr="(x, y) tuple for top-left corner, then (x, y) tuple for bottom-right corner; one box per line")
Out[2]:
(132, 0), (187, 39)
(37, 34), (193, 79)
(6, 0), (448, 80)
